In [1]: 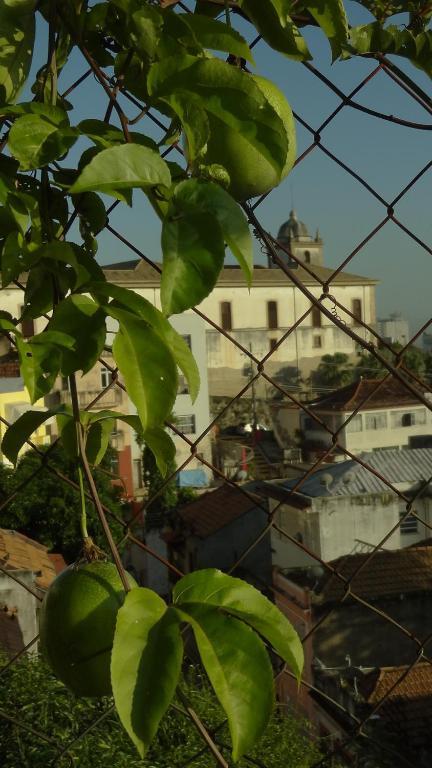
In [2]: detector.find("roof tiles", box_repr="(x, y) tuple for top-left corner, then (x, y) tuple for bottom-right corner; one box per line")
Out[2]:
(0, 529), (64, 590)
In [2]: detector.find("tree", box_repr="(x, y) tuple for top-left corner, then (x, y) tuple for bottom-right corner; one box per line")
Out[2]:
(355, 343), (428, 382)
(0, 445), (124, 562)
(0, 652), (322, 768)
(310, 354), (355, 390)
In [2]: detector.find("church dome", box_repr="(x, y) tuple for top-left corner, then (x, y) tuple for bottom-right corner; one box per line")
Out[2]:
(277, 210), (309, 240)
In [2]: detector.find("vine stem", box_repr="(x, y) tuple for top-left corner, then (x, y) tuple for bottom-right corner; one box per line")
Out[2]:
(68, 374), (131, 593)
(77, 465), (89, 539)
(176, 689), (229, 768)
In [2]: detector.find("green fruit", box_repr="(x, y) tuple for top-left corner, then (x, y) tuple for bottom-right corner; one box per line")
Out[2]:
(187, 74), (296, 201)
(39, 561), (137, 697)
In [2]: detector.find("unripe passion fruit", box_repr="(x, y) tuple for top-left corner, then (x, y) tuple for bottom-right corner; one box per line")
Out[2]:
(39, 561), (137, 697)
(186, 74), (296, 201)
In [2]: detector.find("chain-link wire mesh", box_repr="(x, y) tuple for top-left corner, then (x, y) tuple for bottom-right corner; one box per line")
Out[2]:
(1, 2), (432, 766)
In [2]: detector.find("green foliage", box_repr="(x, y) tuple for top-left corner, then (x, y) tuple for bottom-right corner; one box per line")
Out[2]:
(0, 653), (322, 768)
(311, 353), (355, 390)
(0, 444), (124, 562)
(143, 437), (178, 529)
(111, 569), (304, 761)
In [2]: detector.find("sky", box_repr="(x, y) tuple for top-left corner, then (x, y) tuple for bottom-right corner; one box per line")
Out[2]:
(22, 2), (432, 342)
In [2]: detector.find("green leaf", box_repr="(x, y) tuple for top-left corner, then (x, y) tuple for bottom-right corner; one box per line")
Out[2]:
(69, 144), (171, 197)
(35, 241), (105, 290)
(172, 179), (253, 285)
(47, 295), (107, 376)
(75, 192), (107, 235)
(1, 408), (54, 465)
(344, 24), (432, 78)
(161, 210), (225, 315)
(85, 418), (115, 466)
(238, 0), (310, 60)
(111, 589), (183, 758)
(142, 426), (176, 477)
(175, 603), (274, 761)
(174, 569), (304, 683)
(305, 0), (348, 55)
(180, 15), (254, 62)
(55, 410), (80, 460)
(16, 335), (62, 403)
(0, 101), (69, 125)
(8, 114), (78, 170)
(149, 57), (288, 173)
(78, 119), (158, 151)
(0, 0), (35, 106)
(1, 230), (25, 286)
(112, 310), (178, 432)
(91, 282), (200, 402)
(129, 4), (164, 58)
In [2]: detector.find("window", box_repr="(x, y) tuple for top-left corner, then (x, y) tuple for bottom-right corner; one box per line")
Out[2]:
(346, 414), (363, 433)
(182, 334), (192, 349)
(267, 301), (278, 329)
(269, 338), (278, 352)
(61, 377), (69, 391)
(313, 335), (322, 348)
(400, 511), (418, 535)
(391, 409), (426, 428)
(304, 250), (311, 264)
(177, 374), (189, 395)
(220, 302), (232, 331)
(365, 412), (388, 430)
(311, 304), (322, 327)
(351, 299), (362, 324)
(176, 414), (196, 434)
(133, 459), (143, 488)
(100, 366), (111, 388)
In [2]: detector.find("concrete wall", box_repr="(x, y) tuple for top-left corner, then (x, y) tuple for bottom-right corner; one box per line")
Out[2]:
(303, 404), (432, 453)
(0, 570), (39, 654)
(314, 592), (432, 668)
(180, 507), (272, 587)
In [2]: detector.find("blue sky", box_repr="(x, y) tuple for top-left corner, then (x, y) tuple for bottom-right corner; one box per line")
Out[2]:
(24, 2), (432, 341)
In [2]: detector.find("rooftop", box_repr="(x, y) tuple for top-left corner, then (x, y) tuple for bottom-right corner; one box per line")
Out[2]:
(102, 260), (377, 288)
(176, 482), (265, 539)
(307, 377), (429, 412)
(0, 530), (65, 590)
(318, 546), (432, 603)
(359, 663), (432, 754)
(264, 448), (432, 499)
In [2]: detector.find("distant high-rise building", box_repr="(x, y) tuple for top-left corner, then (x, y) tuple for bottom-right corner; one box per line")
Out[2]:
(377, 313), (409, 345)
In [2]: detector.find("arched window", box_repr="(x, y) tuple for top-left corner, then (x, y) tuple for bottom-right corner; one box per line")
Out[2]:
(304, 250), (311, 264)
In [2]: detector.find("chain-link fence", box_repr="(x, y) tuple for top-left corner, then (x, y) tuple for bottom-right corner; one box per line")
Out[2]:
(1, 2), (432, 766)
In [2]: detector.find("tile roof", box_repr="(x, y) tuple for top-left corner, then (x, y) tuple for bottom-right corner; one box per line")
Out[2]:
(177, 483), (265, 538)
(269, 448), (432, 498)
(0, 530), (62, 590)
(317, 546), (432, 603)
(307, 377), (429, 412)
(359, 663), (432, 753)
(102, 260), (377, 287)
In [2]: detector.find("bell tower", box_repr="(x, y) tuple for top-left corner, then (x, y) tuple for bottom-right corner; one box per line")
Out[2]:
(271, 210), (324, 268)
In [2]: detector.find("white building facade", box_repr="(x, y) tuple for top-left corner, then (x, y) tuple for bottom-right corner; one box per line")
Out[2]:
(302, 377), (432, 455)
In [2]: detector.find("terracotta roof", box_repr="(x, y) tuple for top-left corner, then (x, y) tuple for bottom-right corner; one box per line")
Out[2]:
(102, 260), (376, 287)
(177, 483), (265, 538)
(359, 664), (432, 753)
(318, 546), (432, 603)
(308, 377), (429, 412)
(48, 553), (67, 575)
(0, 530), (59, 590)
